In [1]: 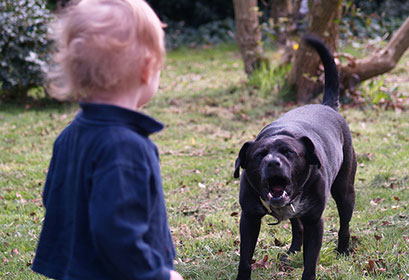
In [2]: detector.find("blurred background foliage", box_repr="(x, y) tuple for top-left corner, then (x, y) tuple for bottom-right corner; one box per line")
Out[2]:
(0, 0), (52, 100)
(0, 0), (408, 100)
(347, 0), (409, 39)
(146, 0), (409, 48)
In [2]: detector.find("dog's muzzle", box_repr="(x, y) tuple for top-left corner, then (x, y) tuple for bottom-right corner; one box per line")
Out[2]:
(261, 175), (291, 207)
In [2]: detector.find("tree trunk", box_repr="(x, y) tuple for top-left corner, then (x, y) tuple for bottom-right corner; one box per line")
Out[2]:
(233, 0), (264, 76)
(287, 0), (342, 103)
(270, 0), (295, 45)
(340, 16), (409, 90)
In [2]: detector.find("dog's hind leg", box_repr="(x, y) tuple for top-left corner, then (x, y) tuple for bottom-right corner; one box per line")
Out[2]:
(331, 148), (357, 255)
(280, 217), (303, 263)
(301, 217), (324, 280)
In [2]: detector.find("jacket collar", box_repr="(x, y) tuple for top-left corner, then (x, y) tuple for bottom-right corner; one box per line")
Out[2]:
(78, 102), (163, 136)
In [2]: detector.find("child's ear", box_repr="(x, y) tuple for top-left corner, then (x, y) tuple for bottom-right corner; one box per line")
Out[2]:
(140, 58), (153, 84)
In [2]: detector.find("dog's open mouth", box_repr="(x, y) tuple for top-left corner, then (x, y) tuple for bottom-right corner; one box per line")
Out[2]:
(268, 188), (286, 200)
(265, 176), (290, 201)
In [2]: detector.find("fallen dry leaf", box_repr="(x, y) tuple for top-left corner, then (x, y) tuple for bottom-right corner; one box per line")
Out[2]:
(251, 255), (272, 270)
(374, 234), (382, 241)
(11, 249), (19, 257)
(367, 259), (375, 272)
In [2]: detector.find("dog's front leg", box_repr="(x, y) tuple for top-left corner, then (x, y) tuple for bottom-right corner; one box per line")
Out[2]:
(301, 217), (324, 280)
(237, 212), (262, 280)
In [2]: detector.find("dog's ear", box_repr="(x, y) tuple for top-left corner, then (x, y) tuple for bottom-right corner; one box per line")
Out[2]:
(234, 141), (254, 178)
(300, 136), (321, 169)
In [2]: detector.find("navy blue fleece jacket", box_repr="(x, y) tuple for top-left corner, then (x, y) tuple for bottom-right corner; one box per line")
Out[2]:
(32, 103), (175, 280)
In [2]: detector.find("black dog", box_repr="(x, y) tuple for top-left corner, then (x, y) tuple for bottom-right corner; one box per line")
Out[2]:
(234, 36), (356, 280)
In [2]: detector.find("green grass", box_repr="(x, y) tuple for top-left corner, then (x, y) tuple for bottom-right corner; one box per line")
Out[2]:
(1, 43), (408, 279)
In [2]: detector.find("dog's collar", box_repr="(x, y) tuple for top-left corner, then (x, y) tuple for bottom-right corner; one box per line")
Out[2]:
(259, 197), (296, 225)
(245, 175), (299, 225)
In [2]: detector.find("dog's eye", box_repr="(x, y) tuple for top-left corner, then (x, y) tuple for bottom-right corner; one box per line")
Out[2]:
(280, 148), (295, 157)
(254, 150), (268, 160)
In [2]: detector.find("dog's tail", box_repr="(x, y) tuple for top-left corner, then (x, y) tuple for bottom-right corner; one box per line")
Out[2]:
(303, 35), (339, 110)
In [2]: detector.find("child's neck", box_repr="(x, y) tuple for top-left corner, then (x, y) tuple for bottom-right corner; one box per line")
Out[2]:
(82, 90), (142, 111)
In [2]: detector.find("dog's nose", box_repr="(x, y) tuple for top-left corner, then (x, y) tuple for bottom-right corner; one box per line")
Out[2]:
(268, 157), (281, 168)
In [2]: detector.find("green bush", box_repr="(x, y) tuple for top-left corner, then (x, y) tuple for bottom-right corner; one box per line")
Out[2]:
(341, 0), (409, 41)
(146, 0), (236, 49)
(165, 19), (235, 50)
(0, 0), (52, 99)
(248, 62), (292, 101)
(146, 0), (234, 28)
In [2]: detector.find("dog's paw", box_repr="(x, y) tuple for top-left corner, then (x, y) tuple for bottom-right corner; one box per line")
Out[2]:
(279, 253), (290, 263)
(336, 247), (351, 256)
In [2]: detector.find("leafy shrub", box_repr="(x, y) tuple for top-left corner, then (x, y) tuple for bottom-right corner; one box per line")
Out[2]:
(341, 75), (406, 110)
(147, 0), (234, 28)
(0, 0), (52, 99)
(146, 0), (236, 49)
(248, 62), (292, 100)
(341, 0), (409, 41)
(165, 19), (236, 50)
(359, 78), (404, 110)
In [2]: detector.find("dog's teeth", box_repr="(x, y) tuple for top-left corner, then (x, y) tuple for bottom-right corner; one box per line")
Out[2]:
(267, 192), (273, 200)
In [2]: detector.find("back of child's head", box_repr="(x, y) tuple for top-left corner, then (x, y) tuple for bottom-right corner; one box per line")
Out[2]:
(47, 0), (165, 101)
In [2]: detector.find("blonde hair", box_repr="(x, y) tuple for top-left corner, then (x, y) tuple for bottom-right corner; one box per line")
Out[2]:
(47, 0), (165, 101)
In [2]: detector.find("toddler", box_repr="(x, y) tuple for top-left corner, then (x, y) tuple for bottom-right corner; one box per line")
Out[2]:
(32, 0), (183, 279)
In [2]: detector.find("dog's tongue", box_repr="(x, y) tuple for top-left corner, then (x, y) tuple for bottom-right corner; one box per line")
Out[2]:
(268, 188), (284, 199)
